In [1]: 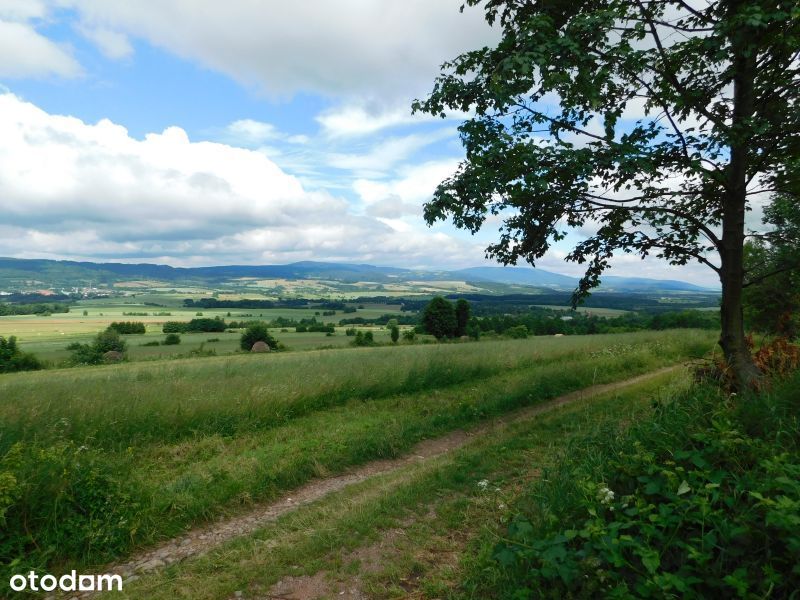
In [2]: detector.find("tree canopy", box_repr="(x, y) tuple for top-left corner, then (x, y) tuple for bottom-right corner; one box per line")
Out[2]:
(414, 0), (799, 388)
(423, 296), (458, 339)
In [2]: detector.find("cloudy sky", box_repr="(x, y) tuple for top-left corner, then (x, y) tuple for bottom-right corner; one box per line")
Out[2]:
(0, 0), (728, 285)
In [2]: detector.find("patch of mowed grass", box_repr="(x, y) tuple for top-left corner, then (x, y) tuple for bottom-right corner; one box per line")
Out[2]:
(0, 331), (714, 587)
(116, 371), (682, 600)
(460, 371), (800, 599)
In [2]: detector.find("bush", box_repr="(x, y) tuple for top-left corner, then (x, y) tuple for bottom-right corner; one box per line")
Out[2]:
(485, 373), (800, 599)
(163, 318), (226, 334)
(140, 341), (160, 347)
(351, 330), (376, 347)
(162, 333), (181, 345)
(67, 330), (126, 365)
(390, 325), (400, 343)
(0, 336), (42, 373)
(107, 321), (146, 335)
(402, 330), (416, 342)
(162, 321), (188, 334)
(240, 322), (277, 351)
(505, 324), (529, 339)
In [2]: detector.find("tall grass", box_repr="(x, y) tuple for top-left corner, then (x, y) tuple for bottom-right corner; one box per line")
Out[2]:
(0, 331), (715, 585)
(0, 331), (712, 451)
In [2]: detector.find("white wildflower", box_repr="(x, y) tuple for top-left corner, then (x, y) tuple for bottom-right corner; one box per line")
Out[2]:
(597, 486), (615, 505)
(477, 479), (489, 490)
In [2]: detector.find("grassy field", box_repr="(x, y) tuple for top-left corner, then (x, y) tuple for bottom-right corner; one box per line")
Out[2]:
(0, 330), (715, 592)
(107, 370), (688, 599)
(0, 299), (406, 363)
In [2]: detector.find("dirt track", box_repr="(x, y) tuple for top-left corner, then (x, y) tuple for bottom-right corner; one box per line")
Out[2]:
(76, 365), (681, 596)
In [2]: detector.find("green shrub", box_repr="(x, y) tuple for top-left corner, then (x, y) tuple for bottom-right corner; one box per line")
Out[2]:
(485, 373), (800, 599)
(107, 321), (146, 335)
(240, 322), (277, 351)
(351, 330), (376, 347)
(0, 336), (42, 373)
(67, 330), (126, 365)
(505, 325), (529, 339)
(140, 341), (160, 347)
(162, 333), (181, 345)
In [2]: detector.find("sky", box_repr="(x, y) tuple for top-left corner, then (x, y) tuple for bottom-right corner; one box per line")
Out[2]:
(0, 0), (736, 286)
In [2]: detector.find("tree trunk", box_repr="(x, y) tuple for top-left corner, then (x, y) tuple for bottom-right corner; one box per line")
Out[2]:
(719, 243), (761, 390)
(719, 11), (761, 390)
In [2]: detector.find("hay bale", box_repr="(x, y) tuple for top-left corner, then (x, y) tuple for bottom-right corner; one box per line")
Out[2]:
(103, 350), (124, 363)
(251, 341), (270, 353)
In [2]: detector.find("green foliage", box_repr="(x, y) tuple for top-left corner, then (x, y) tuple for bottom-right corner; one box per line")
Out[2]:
(239, 322), (277, 351)
(423, 296), (457, 339)
(455, 299), (471, 337)
(0, 440), (139, 586)
(0, 302), (70, 316)
(505, 325), (528, 339)
(67, 329), (126, 365)
(402, 329), (416, 342)
(107, 321), (146, 335)
(94, 329), (126, 354)
(351, 330), (376, 347)
(743, 196), (800, 338)
(162, 333), (181, 346)
(0, 336), (42, 374)
(390, 325), (400, 343)
(482, 373), (800, 598)
(163, 318), (226, 334)
(415, 0), (799, 386)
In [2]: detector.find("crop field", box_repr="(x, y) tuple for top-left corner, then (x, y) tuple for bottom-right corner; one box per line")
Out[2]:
(0, 329), (716, 593)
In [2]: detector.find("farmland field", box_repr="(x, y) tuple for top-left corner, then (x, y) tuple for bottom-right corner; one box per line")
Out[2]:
(0, 299), (407, 363)
(0, 329), (716, 594)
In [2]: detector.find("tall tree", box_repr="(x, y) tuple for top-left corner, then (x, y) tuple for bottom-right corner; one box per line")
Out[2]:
(455, 298), (472, 336)
(743, 195), (800, 338)
(423, 296), (457, 339)
(414, 0), (799, 389)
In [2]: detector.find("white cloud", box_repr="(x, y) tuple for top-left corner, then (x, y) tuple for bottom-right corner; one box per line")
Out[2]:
(76, 24), (132, 59)
(317, 102), (473, 138)
(354, 159), (461, 212)
(57, 0), (496, 102)
(0, 0), (47, 20)
(317, 105), (420, 138)
(0, 19), (81, 78)
(225, 119), (279, 145)
(0, 93), (482, 267)
(327, 129), (455, 176)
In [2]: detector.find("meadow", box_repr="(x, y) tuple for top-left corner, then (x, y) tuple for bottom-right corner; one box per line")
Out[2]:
(0, 299), (404, 364)
(0, 330), (715, 589)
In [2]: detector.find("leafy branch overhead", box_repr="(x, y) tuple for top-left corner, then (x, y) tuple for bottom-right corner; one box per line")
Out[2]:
(414, 0), (799, 297)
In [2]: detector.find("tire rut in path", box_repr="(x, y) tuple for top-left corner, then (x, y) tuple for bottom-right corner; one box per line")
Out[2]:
(82, 365), (681, 592)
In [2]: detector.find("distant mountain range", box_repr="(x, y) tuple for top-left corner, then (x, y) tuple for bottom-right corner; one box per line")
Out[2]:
(0, 257), (716, 295)
(455, 266), (715, 293)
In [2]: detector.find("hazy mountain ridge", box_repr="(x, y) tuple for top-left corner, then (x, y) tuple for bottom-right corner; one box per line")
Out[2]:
(0, 257), (715, 294)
